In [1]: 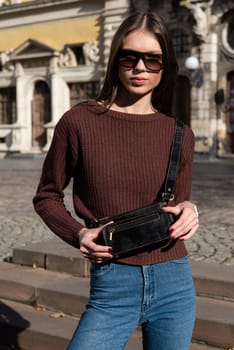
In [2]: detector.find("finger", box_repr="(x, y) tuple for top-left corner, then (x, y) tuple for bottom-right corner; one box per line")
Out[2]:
(179, 223), (199, 241)
(91, 250), (114, 258)
(170, 216), (199, 239)
(83, 250), (113, 260)
(93, 256), (116, 264)
(163, 205), (181, 216)
(81, 247), (113, 260)
(171, 221), (199, 240)
(163, 203), (198, 221)
(170, 206), (198, 231)
(169, 217), (190, 237)
(81, 243), (114, 257)
(85, 252), (115, 263)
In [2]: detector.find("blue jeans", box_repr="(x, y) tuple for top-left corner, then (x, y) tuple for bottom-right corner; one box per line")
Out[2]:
(67, 256), (196, 350)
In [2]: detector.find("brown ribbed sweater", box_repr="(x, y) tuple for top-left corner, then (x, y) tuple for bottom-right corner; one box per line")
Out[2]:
(33, 100), (195, 265)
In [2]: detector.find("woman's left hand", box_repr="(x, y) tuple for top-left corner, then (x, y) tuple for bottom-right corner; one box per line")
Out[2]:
(163, 201), (199, 241)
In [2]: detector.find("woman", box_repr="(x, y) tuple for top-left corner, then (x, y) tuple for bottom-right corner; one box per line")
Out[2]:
(33, 10), (199, 350)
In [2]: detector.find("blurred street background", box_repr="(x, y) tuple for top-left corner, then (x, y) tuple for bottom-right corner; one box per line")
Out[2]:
(0, 156), (233, 265)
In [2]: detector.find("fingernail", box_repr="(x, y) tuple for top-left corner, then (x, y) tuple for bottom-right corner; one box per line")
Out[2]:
(113, 255), (118, 259)
(169, 228), (174, 233)
(108, 247), (113, 252)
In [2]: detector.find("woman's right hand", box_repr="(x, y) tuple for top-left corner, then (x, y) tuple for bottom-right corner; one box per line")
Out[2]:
(78, 226), (114, 263)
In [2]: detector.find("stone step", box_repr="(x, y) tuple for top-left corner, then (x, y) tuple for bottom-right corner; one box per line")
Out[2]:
(194, 296), (234, 348)
(0, 298), (75, 350)
(0, 299), (225, 350)
(12, 237), (90, 278)
(0, 262), (233, 348)
(12, 238), (234, 300)
(0, 262), (89, 316)
(0, 298), (141, 350)
(192, 260), (234, 301)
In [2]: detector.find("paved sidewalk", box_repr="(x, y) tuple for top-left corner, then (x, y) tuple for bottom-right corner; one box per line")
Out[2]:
(0, 155), (233, 265)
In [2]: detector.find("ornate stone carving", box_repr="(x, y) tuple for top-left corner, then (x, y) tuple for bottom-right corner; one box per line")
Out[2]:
(58, 47), (77, 67)
(0, 50), (14, 71)
(14, 62), (24, 77)
(180, 0), (214, 41)
(83, 41), (99, 65)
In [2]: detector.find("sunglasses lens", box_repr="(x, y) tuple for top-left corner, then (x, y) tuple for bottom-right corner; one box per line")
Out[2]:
(119, 54), (137, 68)
(144, 55), (163, 71)
(119, 51), (163, 72)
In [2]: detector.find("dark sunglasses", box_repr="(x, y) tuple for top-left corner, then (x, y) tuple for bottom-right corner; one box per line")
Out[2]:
(118, 49), (163, 73)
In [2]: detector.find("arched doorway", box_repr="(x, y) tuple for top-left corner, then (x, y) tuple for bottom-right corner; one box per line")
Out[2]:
(227, 71), (234, 153)
(31, 80), (51, 148)
(172, 75), (191, 126)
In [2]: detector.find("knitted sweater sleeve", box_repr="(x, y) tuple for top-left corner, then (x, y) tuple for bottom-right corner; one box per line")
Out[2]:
(33, 112), (83, 248)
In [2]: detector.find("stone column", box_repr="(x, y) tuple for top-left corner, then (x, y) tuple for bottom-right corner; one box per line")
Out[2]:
(101, 0), (130, 76)
(186, 1), (218, 157)
(12, 74), (30, 153)
(43, 73), (70, 151)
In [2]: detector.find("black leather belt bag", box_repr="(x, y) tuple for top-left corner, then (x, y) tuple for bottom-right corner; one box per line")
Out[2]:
(95, 201), (176, 256)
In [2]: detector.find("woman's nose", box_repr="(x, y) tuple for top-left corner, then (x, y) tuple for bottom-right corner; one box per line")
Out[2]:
(134, 58), (146, 71)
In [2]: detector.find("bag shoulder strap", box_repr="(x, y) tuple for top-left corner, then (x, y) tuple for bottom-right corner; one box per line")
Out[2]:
(156, 119), (184, 204)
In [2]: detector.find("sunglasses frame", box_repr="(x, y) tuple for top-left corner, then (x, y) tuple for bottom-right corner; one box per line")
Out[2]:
(118, 49), (164, 73)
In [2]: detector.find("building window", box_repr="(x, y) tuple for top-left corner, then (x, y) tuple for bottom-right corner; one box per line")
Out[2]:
(31, 80), (51, 148)
(170, 28), (190, 56)
(227, 72), (234, 132)
(69, 82), (100, 107)
(65, 44), (85, 65)
(221, 13), (234, 55)
(0, 87), (16, 124)
(227, 16), (234, 50)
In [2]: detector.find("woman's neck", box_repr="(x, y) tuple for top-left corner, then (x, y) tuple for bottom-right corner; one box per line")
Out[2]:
(110, 93), (157, 114)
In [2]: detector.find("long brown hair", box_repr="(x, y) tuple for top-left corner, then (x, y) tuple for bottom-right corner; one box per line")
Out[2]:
(97, 10), (178, 114)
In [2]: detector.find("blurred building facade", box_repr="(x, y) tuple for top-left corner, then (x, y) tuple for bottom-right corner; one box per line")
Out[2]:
(0, 0), (233, 158)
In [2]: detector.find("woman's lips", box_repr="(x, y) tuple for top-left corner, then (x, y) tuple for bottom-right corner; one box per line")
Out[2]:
(130, 77), (147, 85)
